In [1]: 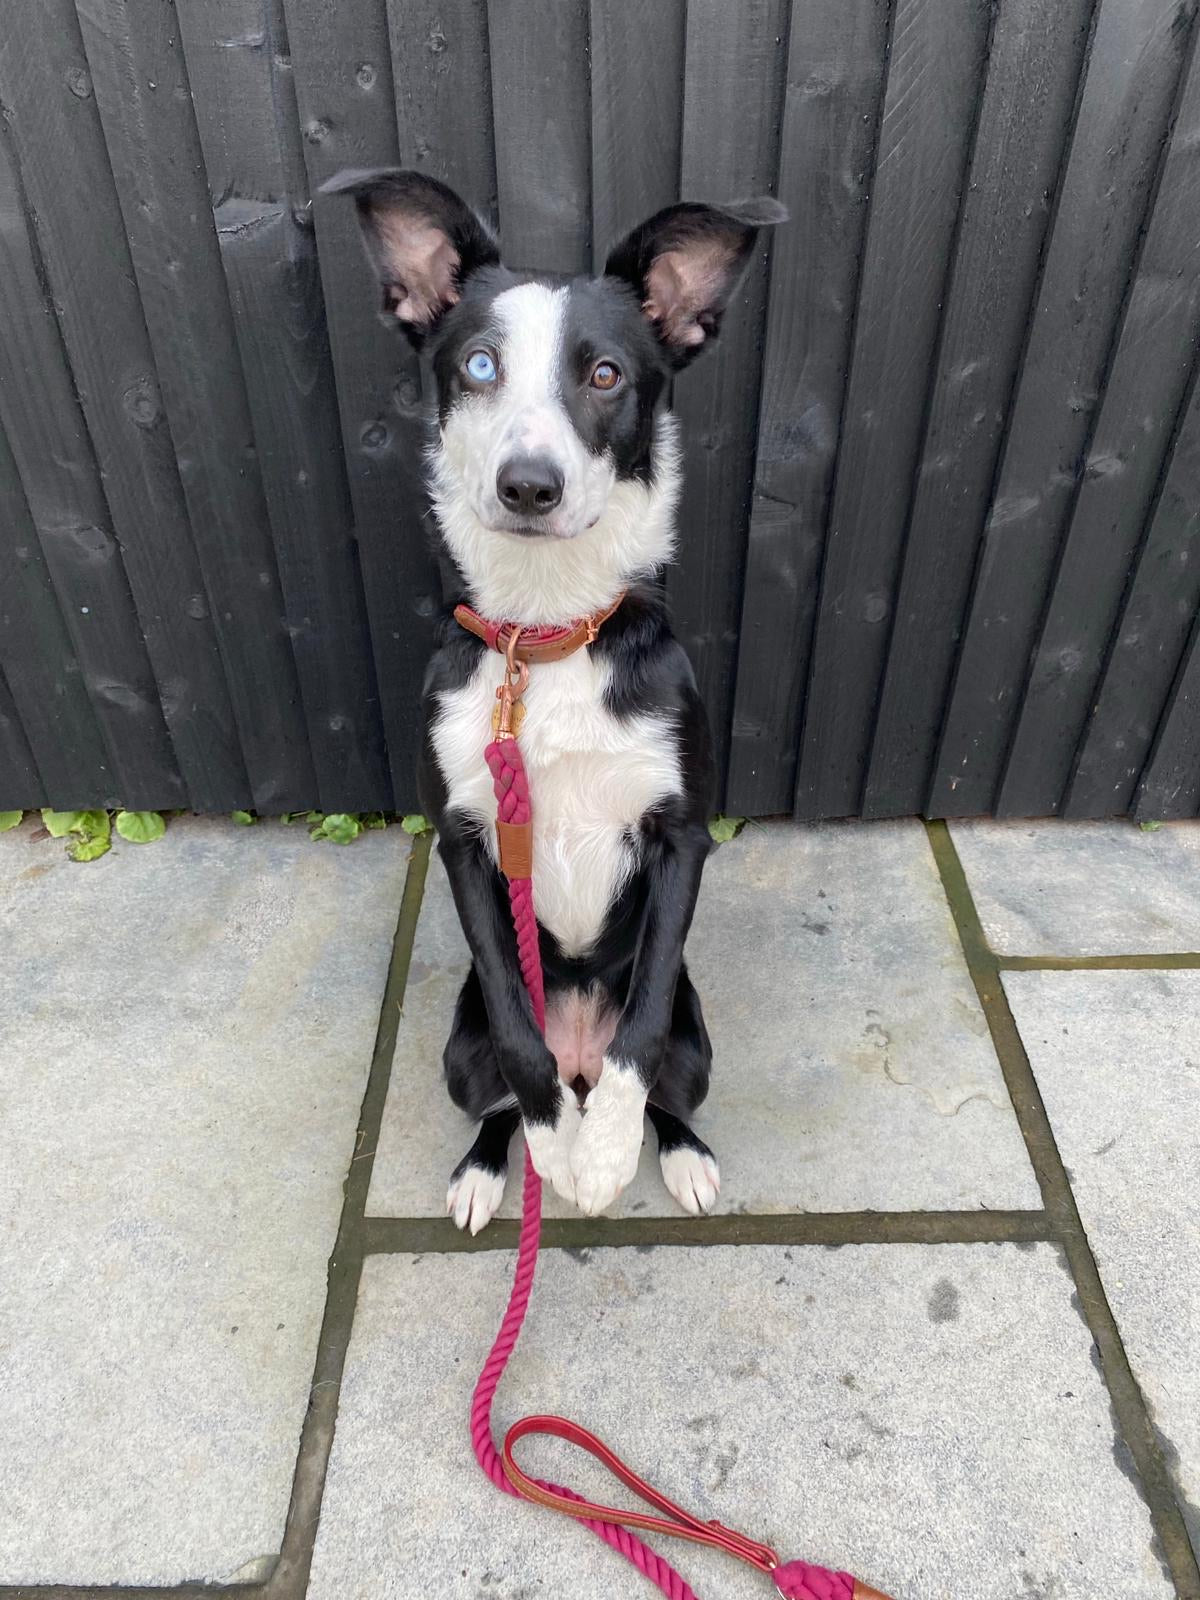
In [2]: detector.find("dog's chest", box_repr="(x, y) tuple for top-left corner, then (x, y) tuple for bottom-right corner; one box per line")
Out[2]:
(432, 649), (680, 954)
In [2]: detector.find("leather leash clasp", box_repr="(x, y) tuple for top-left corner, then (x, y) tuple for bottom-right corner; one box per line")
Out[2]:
(493, 628), (529, 741)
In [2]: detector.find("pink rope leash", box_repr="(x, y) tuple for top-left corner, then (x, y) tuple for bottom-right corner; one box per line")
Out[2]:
(467, 673), (892, 1600)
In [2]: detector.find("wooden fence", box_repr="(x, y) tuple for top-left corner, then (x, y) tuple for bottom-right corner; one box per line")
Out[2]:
(1, 0), (1199, 820)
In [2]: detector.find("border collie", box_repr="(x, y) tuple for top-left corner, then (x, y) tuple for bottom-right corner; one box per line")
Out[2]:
(327, 169), (784, 1231)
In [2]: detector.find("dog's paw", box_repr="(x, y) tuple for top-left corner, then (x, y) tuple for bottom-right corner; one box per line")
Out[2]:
(660, 1146), (720, 1215)
(524, 1090), (582, 1205)
(446, 1164), (506, 1234)
(569, 1062), (646, 1216)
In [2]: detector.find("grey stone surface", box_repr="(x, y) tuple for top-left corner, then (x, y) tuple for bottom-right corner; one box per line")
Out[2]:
(308, 1244), (1170, 1600)
(0, 815), (408, 1584)
(950, 818), (1200, 954)
(1006, 969), (1200, 1546)
(369, 820), (1038, 1216)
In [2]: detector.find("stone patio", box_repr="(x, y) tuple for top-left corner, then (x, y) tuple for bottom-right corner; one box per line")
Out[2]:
(1, 813), (1197, 1599)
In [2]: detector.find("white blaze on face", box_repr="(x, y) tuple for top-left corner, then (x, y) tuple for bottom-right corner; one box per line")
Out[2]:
(438, 283), (615, 541)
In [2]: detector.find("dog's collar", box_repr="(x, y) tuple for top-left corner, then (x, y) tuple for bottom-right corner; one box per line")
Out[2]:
(452, 592), (626, 664)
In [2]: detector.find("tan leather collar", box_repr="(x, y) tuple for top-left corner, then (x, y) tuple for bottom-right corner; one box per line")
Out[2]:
(453, 591), (625, 664)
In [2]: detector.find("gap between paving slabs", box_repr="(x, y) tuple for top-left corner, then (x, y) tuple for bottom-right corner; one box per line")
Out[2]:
(926, 820), (1200, 1600)
(6, 822), (1195, 1599)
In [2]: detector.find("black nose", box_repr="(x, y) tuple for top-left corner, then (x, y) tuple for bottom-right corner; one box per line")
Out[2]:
(496, 456), (564, 517)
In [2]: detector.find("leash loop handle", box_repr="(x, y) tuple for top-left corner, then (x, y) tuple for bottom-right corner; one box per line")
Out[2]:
(502, 1414), (780, 1575)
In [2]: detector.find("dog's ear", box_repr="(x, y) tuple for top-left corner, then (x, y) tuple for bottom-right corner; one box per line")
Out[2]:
(604, 198), (786, 368)
(320, 168), (499, 340)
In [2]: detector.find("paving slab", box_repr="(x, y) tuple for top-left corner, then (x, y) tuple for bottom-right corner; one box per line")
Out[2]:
(1005, 969), (1200, 1553)
(369, 820), (1038, 1217)
(308, 1243), (1169, 1600)
(0, 815), (407, 1585)
(949, 818), (1200, 954)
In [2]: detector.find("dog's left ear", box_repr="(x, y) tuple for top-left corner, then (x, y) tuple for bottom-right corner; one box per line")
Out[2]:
(604, 197), (787, 368)
(320, 167), (499, 340)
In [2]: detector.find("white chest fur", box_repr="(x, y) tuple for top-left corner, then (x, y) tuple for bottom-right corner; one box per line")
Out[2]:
(431, 649), (681, 956)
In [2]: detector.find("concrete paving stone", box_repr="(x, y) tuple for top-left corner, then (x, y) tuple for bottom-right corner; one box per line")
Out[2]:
(1005, 969), (1200, 1553)
(0, 815), (408, 1584)
(308, 1243), (1170, 1600)
(369, 820), (1038, 1217)
(949, 818), (1200, 954)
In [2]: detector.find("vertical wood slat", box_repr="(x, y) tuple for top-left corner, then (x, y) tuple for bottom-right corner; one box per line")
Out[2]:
(387, 0), (496, 214)
(487, 0), (591, 273)
(0, 118), (184, 809)
(284, 0), (444, 810)
(794, 0), (993, 821)
(76, 0), (316, 814)
(1069, 365), (1200, 815)
(174, 0), (391, 812)
(670, 0), (789, 800)
(1136, 610), (1200, 819)
(726, 0), (889, 816)
(0, 417), (114, 804)
(0, 662), (43, 808)
(0, 0), (251, 812)
(588, 0), (686, 267)
(1003, 25), (1200, 816)
(931, 0), (1197, 818)
(862, 0), (1095, 819)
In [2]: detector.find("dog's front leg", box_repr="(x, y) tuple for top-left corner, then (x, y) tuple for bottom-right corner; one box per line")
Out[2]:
(571, 823), (711, 1215)
(438, 828), (581, 1203)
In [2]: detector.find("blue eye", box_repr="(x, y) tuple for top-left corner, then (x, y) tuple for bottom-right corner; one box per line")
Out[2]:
(465, 349), (497, 384)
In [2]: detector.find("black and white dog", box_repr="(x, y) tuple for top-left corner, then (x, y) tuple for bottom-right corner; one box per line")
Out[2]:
(328, 169), (784, 1231)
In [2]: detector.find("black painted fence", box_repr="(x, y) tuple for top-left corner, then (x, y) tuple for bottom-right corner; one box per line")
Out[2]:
(2, 0), (1199, 821)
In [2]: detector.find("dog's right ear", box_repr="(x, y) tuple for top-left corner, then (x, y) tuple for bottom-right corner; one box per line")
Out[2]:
(320, 168), (499, 341)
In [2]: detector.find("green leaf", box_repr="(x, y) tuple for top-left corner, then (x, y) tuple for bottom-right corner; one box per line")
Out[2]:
(115, 809), (166, 843)
(1139, 819), (1164, 832)
(306, 810), (325, 825)
(0, 811), (22, 832)
(312, 812), (361, 845)
(708, 815), (745, 844)
(231, 810), (256, 826)
(42, 809), (84, 838)
(362, 812), (388, 830)
(68, 831), (112, 862)
(400, 813), (432, 836)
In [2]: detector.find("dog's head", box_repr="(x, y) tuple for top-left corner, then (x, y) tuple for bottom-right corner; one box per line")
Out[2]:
(324, 169), (784, 619)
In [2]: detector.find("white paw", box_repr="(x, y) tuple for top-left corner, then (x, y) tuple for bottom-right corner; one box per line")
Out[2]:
(660, 1146), (721, 1215)
(569, 1061), (646, 1216)
(524, 1089), (583, 1205)
(446, 1165), (507, 1234)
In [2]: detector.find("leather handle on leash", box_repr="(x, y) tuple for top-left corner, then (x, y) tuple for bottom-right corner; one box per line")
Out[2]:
(502, 1415), (780, 1574)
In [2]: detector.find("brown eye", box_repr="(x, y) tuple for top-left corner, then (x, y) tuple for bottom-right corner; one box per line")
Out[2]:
(589, 360), (621, 392)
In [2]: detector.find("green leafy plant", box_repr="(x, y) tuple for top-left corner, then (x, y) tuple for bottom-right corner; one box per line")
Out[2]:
(1139, 819), (1164, 832)
(708, 814), (746, 844)
(115, 810), (166, 844)
(310, 812), (362, 845)
(400, 813), (433, 836)
(42, 808), (114, 862)
(0, 810), (22, 832)
(231, 810), (257, 826)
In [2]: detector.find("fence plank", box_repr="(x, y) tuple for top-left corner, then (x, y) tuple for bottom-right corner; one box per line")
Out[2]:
(1002, 34), (1200, 816)
(589, 0), (686, 265)
(1068, 364), (1200, 815)
(0, 664), (43, 808)
(0, 417), (115, 805)
(173, 0), (390, 812)
(0, 120), (185, 810)
(0, 1), (254, 811)
(76, 0), (317, 813)
(284, 0), (445, 809)
(487, 0), (591, 272)
(388, 0), (496, 212)
(1135, 611), (1200, 819)
(671, 0), (789, 800)
(931, 0), (1196, 818)
(863, 0), (1094, 819)
(794, 0), (992, 820)
(725, 0), (889, 816)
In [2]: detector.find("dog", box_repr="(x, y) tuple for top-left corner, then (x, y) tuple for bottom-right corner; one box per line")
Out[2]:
(327, 169), (785, 1231)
